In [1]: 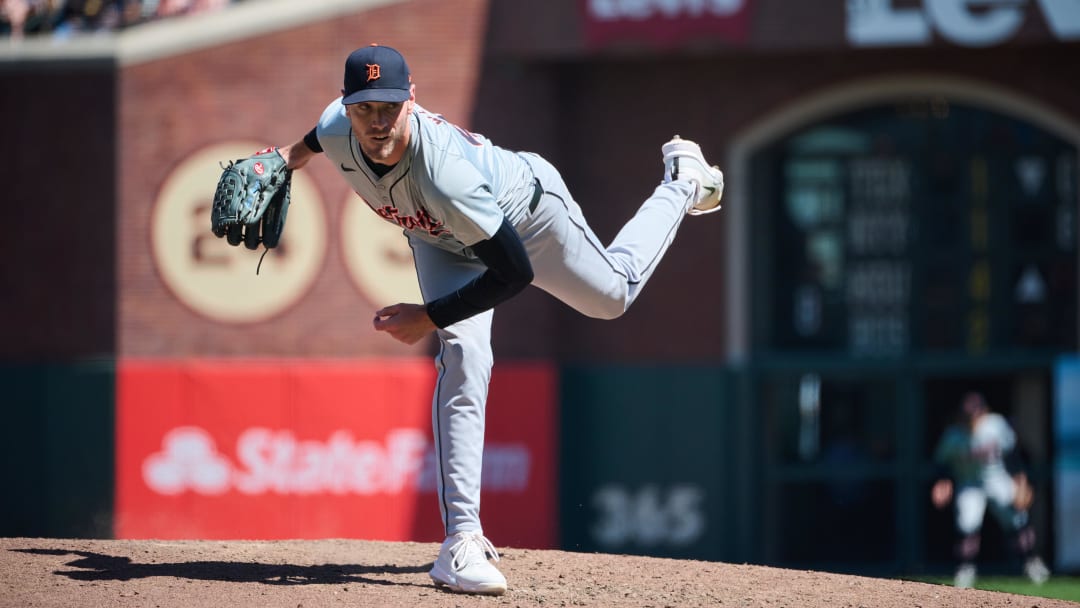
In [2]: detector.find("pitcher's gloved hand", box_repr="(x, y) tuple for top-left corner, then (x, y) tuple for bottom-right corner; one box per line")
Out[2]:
(211, 147), (292, 251)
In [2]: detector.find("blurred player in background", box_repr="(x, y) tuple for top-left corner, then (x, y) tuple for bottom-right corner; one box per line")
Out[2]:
(931, 391), (1050, 588)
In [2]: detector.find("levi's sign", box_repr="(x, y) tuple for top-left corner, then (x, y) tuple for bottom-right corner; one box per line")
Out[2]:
(582, 0), (752, 47)
(586, 0), (745, 19)
(847, 0), (1080, 47)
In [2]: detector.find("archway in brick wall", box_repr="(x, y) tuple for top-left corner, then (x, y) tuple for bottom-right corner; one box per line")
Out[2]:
(725, 74), (1079, 573)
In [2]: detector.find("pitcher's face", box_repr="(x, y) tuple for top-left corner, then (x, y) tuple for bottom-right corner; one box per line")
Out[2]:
(346, 95), (413, 165)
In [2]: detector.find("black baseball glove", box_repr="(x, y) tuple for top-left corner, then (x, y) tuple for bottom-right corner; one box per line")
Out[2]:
(211, 147), (292, 256)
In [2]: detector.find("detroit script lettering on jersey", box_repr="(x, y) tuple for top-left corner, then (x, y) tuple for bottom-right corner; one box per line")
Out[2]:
(374, 203), (449, 237)
(318, 100), (526, 252)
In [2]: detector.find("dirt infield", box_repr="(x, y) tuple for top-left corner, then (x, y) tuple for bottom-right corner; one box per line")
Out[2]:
(1, 537), (1074, 608)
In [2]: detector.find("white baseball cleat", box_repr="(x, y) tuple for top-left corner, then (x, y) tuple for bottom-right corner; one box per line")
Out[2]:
(954, 563), (976, 589)
(429, 531), (507, 595)
(662, 134), (724, 215)
(1024, 556), (1050, 585)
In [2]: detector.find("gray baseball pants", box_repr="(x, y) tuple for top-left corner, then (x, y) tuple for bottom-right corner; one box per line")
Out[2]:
(409, 152), (695, 535)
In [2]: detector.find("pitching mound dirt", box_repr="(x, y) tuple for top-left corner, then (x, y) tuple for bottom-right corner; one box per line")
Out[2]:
(1, 537), (1074, 608)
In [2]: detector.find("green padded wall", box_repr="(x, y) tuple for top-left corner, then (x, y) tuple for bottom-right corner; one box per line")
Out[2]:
(0, 361), (115, 537)
(560, 365), (733, 560)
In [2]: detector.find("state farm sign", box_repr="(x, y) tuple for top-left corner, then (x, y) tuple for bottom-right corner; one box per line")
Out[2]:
(847, 0), (1080, 47)
(115, 359), (557, 547)
(142, 426), (529, 496)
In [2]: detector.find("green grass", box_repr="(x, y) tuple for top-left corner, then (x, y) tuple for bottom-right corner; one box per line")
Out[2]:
(910, 575), (1080, 603)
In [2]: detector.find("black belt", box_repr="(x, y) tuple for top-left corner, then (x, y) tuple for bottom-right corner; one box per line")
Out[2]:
(528, 177), (543, 213)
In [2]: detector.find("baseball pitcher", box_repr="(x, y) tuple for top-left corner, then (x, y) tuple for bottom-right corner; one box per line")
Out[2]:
(213, 44), (723, 595)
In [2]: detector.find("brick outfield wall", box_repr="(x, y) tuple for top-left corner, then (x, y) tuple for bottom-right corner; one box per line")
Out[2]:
(1, 63), (117, 360)
(471, 44), (1080, 362)
(5, 1), (1080, 364)
(117, 0), (491, 359)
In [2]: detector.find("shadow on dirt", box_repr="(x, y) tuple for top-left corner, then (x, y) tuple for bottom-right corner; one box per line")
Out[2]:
(13, 548), (431, 587)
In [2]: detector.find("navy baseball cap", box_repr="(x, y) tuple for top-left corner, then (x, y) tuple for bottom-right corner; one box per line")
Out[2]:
(342, 44), (412, 104)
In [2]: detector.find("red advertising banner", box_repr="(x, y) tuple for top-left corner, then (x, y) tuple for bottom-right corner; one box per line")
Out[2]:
(116, 359), (557, 548)
(580, 0), (754, 49)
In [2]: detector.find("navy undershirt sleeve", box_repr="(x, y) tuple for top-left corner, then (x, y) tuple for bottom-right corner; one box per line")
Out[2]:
(425, 218), (534, 329)
(303, 127), (323, 153)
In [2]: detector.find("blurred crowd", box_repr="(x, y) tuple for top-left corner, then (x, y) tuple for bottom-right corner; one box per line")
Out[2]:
(1, 0), (237, 39)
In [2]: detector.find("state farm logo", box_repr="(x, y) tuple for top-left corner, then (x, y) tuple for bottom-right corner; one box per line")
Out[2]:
(143, 426), (530, 496)
(151, 142), (328, 324)
(144, 427), (231, 495)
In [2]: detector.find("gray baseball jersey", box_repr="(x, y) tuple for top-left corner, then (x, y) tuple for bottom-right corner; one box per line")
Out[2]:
(316, 97), (698, 535)
(318, 100), (535, 254)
